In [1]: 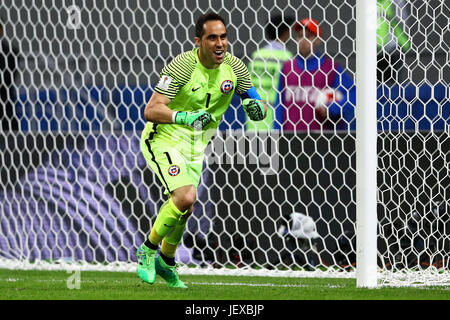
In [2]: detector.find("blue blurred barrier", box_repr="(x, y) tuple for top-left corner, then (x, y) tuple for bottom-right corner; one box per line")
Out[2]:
(15, 83), (448, 132)
(377, 83), (449, 131)
(111, 85), (151, 132)
(221, 83), (449, 132)
(15, 85), (110, 132)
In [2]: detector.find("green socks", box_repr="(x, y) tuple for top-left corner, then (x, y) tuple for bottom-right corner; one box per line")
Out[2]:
(164, 213), (189, 246)
(149, 197), (187, 245)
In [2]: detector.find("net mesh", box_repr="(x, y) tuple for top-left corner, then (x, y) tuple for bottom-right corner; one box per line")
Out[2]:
(0, 0), (448, 286)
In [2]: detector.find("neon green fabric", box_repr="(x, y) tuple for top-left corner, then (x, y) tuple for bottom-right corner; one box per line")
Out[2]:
(377, 0), (411, 52)
(152, 47), (252, 151)
(247, 46), (292, 130)
(140, 122), (205, 195)
(153, 198), (186, 239)
(163, 214), (189, 246)
(142, 48), (252, 193)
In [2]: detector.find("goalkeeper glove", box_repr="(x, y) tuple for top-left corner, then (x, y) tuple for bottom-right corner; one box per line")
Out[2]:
(174, 110), (215, 131)
(243, 99), (266, 121)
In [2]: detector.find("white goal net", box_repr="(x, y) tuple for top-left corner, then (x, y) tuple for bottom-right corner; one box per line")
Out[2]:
(0, 0), (448, 286)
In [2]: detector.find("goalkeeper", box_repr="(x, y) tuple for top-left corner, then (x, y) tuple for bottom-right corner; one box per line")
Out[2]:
(137, 12), (267, 288)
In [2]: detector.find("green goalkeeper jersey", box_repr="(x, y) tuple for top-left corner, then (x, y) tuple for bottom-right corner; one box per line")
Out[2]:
(147, 47), (252, 152)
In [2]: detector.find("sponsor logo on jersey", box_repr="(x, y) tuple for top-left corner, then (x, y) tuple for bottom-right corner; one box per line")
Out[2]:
(168, 165), (180, 176)
(157, 75), (172, 90)
(220, 80), (234, 94)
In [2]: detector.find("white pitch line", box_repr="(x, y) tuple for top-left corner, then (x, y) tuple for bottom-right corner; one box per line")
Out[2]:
(188, 281), (308, 288)
(1, 277), (310, 288)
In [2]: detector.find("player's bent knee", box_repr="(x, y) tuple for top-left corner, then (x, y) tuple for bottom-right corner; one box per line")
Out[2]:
(172, 185), (196, 212)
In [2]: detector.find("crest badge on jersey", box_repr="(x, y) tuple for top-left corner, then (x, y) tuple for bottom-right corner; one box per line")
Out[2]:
(220, 80), (234, 95)
(168, 165), (180, 176)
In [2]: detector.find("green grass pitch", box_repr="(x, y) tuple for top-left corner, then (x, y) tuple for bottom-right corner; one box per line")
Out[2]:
(0, 269), (449, 300)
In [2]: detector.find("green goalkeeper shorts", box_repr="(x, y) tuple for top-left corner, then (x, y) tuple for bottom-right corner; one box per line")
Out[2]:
(140, 123), (204, 195)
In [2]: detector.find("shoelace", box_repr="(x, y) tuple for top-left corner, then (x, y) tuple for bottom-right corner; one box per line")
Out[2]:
(136, 249), (145, 265)
(137, 248), (153, 267)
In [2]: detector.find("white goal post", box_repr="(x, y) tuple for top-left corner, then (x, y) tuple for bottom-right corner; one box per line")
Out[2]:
(0, 0), (448, 287)
(355, 0), (378, 288)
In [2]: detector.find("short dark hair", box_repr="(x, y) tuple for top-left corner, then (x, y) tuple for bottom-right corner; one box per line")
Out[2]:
(266, 13), (295, 40)
(195, 12), (226, 38)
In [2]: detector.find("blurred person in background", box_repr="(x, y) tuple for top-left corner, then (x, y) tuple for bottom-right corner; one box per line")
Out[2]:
(377, 0), (412, 83)
(275, 18), (355, 132)
(247, 12), (295, 131)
